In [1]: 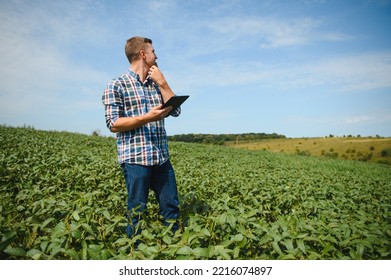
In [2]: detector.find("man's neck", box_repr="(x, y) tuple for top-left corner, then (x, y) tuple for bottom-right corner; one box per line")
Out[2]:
(131, 62), (149, 82)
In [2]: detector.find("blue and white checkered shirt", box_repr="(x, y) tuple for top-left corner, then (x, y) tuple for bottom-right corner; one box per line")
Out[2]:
(102, 68), (180, 165)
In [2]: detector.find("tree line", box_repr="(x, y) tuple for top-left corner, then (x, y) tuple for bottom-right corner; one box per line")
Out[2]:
(167, 133), (286, 145)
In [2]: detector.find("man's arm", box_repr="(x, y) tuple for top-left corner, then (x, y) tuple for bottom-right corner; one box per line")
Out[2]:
(110, 105), (171, 133)
(103, 79), (172, 133)
(148, 65), (181, 117)
(148, 65), (175, 103)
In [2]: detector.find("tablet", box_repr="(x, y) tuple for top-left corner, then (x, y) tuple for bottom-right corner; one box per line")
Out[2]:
(162, 95), (189, 114)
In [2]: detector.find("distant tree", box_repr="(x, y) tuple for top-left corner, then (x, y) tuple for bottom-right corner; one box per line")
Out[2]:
(92, 130), (100, 137)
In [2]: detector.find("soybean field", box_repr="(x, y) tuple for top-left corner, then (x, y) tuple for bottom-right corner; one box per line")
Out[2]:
(1, 126), (390, 259)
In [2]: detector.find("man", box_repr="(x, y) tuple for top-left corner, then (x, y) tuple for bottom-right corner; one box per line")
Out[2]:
(102, 36), (181, 236)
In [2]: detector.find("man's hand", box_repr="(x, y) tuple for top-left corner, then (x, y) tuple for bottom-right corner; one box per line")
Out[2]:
(148, 65), (168, 87)
(146, 104), (172, 122)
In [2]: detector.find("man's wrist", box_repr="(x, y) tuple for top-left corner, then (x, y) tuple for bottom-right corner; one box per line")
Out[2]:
(137, 115), (148, 126)
(158, 80), (170, 89)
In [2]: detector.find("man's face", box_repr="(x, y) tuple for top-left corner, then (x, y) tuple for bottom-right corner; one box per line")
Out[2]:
(143, 44), (157, 67)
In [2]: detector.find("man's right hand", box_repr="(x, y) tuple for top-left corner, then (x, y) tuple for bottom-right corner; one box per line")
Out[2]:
(146, 104), (172, 122)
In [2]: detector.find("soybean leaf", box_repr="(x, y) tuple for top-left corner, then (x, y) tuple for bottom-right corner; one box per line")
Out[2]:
(193, 247), (209, 258)
(176, 246), (193, 255)
(4, 246), (26, 257)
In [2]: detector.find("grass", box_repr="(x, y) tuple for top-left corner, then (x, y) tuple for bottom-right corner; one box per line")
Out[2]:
(226, 137), (391, 165)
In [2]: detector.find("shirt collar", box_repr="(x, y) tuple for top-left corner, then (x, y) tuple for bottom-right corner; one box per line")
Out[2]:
(127, 68), (152, 85)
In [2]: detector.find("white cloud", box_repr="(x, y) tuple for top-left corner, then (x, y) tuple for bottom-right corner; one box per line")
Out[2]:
(147, 0), (177, 14)
(169, 50), (391, 96)
(293, 52), (391, 92)
(344, 115), (372, 124)
(205, 16), (352, 49)
(0, 1), (109, 118)
(288, 111), (391, 125)
(343, 111), (391, 125)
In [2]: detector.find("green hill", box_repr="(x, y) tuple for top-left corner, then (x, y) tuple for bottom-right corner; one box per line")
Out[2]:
(1, 125), (390, 259)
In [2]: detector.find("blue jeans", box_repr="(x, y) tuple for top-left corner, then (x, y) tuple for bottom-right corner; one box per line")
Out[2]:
(121, 160), (179, 236)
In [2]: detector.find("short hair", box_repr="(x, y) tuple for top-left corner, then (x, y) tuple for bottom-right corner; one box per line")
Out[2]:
(125, 36), (152, 64)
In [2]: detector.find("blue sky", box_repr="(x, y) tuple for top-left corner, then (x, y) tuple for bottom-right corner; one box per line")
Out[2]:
(1, 0), (390, 138)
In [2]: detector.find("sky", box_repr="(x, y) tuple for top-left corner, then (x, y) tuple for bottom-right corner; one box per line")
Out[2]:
(0, 0), (390, 138)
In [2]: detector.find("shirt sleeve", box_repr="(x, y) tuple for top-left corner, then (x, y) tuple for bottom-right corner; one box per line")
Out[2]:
(154, 84), (181, 117)
(170, 106), (181, 117)
(102, 79), (123, 132)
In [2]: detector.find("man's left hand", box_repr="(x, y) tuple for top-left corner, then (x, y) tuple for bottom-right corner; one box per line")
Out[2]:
(148, 65), (167, 87)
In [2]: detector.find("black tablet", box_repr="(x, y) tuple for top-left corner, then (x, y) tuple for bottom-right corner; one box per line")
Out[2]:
(162, 95), (189, 114)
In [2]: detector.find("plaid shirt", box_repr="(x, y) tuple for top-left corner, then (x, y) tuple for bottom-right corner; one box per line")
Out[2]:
(102, 68), (180, 165)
